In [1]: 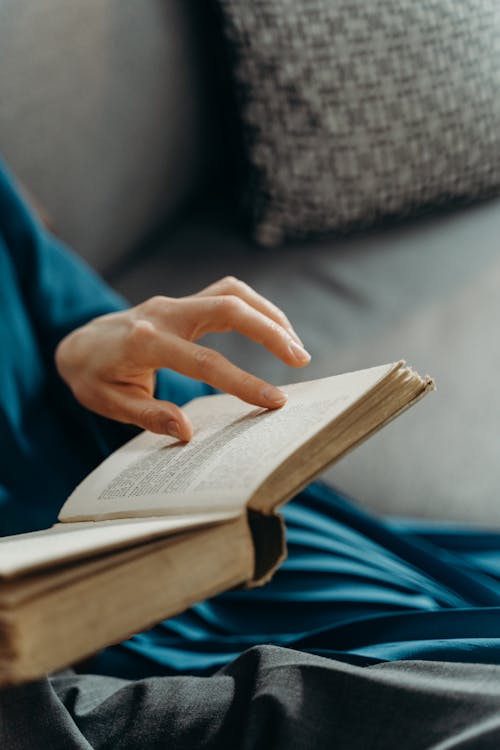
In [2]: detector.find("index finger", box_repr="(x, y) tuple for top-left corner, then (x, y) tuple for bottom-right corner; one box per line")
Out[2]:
(136, 331), (288, 410)
(178, 340), (289, 409)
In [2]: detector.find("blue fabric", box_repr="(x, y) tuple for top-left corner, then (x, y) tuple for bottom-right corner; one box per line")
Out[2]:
(90, 484), (500, 678)
(0, 158), (211, 536)
(1, 157), (500, 682)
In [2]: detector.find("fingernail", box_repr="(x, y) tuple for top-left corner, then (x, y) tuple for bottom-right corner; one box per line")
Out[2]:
(289, 340), (311, 363)
(166, 420), (182, 440)
(261, 385), (288, 407)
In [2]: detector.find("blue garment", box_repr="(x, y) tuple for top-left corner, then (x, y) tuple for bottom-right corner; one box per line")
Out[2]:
(0, 159), (210, 536)
(1, 157), (500, 681)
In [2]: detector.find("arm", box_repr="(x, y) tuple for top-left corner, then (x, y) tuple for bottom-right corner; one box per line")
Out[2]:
(0, 159), (310, 440)
(0, 159), (204, 416)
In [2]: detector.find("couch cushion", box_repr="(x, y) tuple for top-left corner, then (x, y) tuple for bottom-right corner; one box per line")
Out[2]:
(216, 0), (500, 246)
(0, 0), (219, 272)
(113, 195), (500, 525)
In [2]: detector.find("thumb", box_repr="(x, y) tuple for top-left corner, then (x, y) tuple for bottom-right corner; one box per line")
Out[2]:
(104, 386), (193, 441)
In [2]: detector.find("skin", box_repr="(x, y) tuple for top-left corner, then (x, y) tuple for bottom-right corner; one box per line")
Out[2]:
(55, 276), (311, 442)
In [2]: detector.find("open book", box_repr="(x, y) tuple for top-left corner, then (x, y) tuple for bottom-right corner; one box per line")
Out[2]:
(0, 361), (434, 684)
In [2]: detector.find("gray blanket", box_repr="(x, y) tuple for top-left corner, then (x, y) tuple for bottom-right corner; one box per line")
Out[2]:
(2, 646), (500, 749)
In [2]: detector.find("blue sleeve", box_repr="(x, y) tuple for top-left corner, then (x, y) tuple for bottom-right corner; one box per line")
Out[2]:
(0, 158), (220, 535)
(0, 158), (128, 356)
(0, 158), (213, 406)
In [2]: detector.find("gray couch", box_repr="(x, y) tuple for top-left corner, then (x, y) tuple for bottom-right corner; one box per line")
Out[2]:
(2, 0), (499, 525)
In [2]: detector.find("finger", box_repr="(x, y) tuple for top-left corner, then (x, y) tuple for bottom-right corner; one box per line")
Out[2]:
(138, 335), (288, 409)
(82, 382), (193, 441)
(181, 296), (311, 368)
(195, 276), (304, 345)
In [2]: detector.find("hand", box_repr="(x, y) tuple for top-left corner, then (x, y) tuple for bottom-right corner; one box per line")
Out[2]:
(55, 276), (311, 441)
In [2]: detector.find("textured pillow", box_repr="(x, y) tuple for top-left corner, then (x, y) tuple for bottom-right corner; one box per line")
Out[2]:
(217, 0), (500, 246)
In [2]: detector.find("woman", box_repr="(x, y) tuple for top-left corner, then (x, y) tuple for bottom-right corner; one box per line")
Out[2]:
(2, 157), (500, 748)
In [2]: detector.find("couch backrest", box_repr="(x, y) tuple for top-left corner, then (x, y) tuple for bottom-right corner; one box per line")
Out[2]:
(0, 0), (221, 272)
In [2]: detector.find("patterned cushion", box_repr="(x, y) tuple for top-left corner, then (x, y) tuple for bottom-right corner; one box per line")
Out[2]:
(217, 0), (500, 246)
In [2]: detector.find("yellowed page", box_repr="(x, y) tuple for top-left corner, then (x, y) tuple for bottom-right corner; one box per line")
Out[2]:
(59, 363), (397, 522)
(0, 512), (240, 579)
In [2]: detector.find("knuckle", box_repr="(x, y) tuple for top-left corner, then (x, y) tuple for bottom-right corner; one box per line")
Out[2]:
(267, 320), (282, 336)
(140, 295), (172, 316)
(193, 347), (221, 375)
(132, 318), (156, 338)
(238, 372), (259, 396)
(260, 319), (283, 346)
(148, 294), (169, 308)
(274, 309), (290, 327)
(221, 275), (240, 291)
(125, 319), (156, 350)
(223, 294), (244, 314)
(138, 407), (164, 433)
(211, 295), (242, 318)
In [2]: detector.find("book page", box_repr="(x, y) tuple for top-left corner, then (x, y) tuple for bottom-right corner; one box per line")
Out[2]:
(59, 363), (397, 522)
(0, 512), (240, 578)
